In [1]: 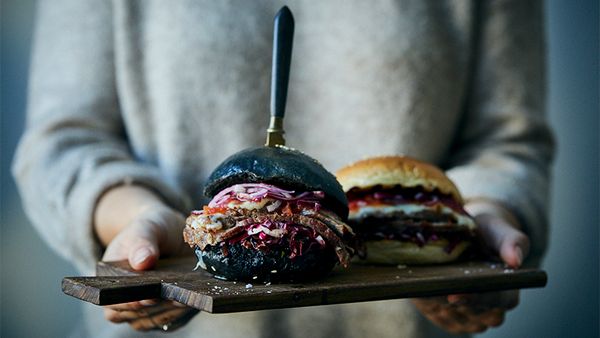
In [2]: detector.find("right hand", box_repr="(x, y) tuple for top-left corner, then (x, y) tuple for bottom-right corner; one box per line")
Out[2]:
(101, 203), (199, 332)
(412, 199), (528, 334)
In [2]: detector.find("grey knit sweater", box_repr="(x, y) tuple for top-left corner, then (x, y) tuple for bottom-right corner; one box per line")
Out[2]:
(13, 1), (553, 337)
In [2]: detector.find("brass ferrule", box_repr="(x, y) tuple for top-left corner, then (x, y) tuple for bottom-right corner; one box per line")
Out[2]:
(265, 116), (286, 147)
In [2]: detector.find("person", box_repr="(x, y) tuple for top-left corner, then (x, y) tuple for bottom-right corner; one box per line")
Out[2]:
(13, 1), (554, 337)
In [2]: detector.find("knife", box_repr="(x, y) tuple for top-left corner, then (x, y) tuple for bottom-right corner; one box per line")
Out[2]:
(265, 6), (295, 147)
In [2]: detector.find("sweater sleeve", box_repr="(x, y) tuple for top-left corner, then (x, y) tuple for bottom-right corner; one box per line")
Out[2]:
(445, 0), (554, 266)
(12, 0), (188, 273)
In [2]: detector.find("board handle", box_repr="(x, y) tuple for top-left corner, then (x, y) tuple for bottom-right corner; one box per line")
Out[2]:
(62, 276), (162, 305)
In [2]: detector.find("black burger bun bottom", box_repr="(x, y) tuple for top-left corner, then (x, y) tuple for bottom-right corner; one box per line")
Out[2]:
(336, 156), (476, 266)
(186, 145), (353, 282)
(196, 243), (337, 282)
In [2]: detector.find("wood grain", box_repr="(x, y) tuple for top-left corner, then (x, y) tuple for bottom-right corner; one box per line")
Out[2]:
(62, 257), (546, 313)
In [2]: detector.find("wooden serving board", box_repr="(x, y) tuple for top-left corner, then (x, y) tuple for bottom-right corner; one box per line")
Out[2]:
(62, 257), (546, 313)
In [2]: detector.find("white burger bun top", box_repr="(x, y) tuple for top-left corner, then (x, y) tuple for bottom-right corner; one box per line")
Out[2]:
(336, 156), (463, 204)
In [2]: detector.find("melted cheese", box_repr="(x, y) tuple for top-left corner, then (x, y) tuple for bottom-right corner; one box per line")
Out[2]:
(226, 198), (272, 210)
(190, 213), (225, 230)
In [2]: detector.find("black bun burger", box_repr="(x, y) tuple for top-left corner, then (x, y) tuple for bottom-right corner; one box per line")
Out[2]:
(336, 156), (476, 265)
(183, 146), (355, 282)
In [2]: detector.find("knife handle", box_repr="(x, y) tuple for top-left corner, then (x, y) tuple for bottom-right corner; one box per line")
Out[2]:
(270, 6), (295, 119)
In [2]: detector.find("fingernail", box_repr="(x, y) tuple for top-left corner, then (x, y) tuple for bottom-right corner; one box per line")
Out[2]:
(514, 246), (523, 267)
(447, 294), (468, 305)
(140, 299), (158, 306)
(133, 248), (152, 266)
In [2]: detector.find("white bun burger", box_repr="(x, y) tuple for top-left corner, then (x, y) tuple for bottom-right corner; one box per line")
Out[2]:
(336, 156), (476, 265)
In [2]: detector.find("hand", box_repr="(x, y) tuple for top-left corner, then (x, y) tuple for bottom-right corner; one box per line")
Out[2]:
(412, 199), (530, 334)
(99, 196), (198, 331)
(412, 291), (518, 334)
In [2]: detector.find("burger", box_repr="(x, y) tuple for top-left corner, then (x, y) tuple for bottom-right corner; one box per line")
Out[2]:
(335, 156), (476, 265)
(183, 146), (355, 282)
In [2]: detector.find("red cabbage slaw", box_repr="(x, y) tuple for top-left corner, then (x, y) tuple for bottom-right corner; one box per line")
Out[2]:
(226, 219), (327, 259)
(208, 183), (325, 212)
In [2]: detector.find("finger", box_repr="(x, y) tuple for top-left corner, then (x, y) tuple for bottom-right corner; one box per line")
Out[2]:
(171, 300), (188, 308)
(105, 301), (178, 321)
(169, 308), (200, 330)
(473, 290), (519, 311)
(105, 299), (159, 312)
(412, 296), (448, 306)
(452, 309), (503, 332)
(105, 308), (146, 323)
(105, 308), (125, 323)
(104, 301), (170, 323)
(104, 305), (169, 324)
(440, 311), (488, 334)
(427, 314), (461, 333)
(464, 323), (488, 333)
(447, 294), (469, 305)
(479, 308), (505, 327)
(107, 304), (180, 323)
(440, 306), (472, 325)
(414, 299), (494, 334)
(129, 307), (190, 331)
(447, 290), (519, 311)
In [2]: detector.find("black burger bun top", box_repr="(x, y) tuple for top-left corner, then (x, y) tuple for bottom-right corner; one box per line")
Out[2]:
(204, 146), (349, 219)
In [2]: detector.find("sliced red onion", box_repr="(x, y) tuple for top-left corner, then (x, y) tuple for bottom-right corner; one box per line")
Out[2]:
(208, 183), (324, 208)
(315, 235), (326, 246)
(266, 199), (282, 212)
(246, 223), (287, 238)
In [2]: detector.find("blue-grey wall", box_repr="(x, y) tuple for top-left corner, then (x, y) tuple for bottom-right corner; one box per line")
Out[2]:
(480, 1), (599, 337)
(1, 1), (83, 338)
(1, 1), (598, 337)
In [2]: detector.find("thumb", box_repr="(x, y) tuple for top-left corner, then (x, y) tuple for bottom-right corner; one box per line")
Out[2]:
(497, 224), (529, 269)
(498, 227), (529, 268)
(125, 213), (181, 270)
(465, 201), (530, 269)
(475, 214), (530, 268)
(102, 221), (162, 271)
(101, 206), (186, 271)
(127, 231), (160, 271)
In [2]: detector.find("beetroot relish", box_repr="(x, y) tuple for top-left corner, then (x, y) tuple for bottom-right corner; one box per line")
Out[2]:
(365, 226), (470, 254)
(347, 186), (466, 214)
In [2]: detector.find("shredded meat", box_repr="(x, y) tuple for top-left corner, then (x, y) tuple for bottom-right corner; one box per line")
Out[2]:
(351, 209), (460, 228)
(183, 209), (353, 267)
(302, 210), (352, 235)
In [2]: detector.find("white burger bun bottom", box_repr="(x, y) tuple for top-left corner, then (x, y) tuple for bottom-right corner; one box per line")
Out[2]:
(357, 239), (470, 265)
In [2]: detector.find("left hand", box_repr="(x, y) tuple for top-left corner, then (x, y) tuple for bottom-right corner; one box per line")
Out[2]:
(100, 202), (199, 332)
(412, 199), (530, 334)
